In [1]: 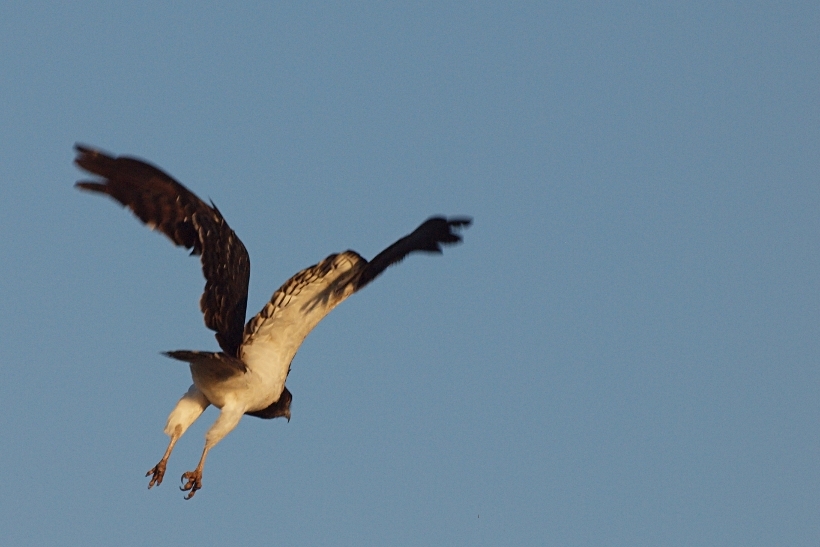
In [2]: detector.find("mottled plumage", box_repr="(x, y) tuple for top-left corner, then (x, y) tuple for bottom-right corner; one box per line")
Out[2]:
(75, 145), (250, 360)
(75, 144), (471, 499)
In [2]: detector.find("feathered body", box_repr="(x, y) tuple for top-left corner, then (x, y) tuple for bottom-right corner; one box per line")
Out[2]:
(75, 144), (470, 498)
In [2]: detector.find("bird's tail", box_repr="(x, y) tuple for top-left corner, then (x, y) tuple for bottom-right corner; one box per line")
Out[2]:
(162, 350), (246, 373)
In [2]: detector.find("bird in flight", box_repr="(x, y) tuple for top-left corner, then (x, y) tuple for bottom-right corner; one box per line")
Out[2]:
(74, 144), (471, 499)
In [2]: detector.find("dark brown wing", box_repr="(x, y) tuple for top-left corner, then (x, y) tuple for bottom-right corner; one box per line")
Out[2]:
(350, 216), (472, 291)
(74, 144), (250, 357)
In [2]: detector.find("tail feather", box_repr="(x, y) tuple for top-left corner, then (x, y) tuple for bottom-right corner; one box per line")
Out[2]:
(162, 350), (246, 373)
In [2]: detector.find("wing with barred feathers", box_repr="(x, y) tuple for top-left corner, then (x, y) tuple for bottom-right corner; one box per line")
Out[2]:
(239, 216), (471, 375)
(74, 144), (250, 358)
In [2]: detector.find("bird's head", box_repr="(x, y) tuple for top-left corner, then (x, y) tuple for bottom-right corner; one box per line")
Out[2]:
(244, 387), (292, 421)
(279, 389), (292, 422)
(269, 387), (292, 422)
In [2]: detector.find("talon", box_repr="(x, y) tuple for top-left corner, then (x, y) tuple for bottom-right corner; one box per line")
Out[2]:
(146, 460), (167, 489)
(180, 470), (203, 499)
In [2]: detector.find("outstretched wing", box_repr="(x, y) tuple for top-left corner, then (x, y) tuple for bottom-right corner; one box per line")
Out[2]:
(239, 216), (471, 375)
(74, 144), (250, 357)
(350, 216), (472, 291)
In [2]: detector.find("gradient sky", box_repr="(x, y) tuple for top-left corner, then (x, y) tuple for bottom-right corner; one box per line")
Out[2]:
(1, 2), (818, 545)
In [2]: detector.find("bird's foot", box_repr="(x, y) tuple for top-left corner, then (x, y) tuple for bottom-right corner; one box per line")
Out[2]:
(180, 469), (203, 500)
(146, 460), (167, 489)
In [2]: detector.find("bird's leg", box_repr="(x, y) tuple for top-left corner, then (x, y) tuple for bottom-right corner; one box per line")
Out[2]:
(179, 403), (244, 499)
(146, 384), (209, 489)
(146, 432), (180, 488)
(180, 446), (211, 500)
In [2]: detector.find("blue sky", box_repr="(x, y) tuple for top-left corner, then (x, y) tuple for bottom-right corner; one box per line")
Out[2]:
(1, 2), (818, 545)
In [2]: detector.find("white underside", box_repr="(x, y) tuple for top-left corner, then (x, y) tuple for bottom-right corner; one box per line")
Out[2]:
(161, 251), (362, 453)
(189, 354), (289, 413)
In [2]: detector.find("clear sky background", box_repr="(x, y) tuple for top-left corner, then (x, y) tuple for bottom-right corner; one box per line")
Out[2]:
(1, 2), (818, 545)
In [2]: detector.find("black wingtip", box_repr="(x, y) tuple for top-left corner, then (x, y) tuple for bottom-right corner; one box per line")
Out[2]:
(73, 143), (102, 163)
(74, 145), (108, 193)
(448, 216), (473, 228)
(75, 181), (106, 192)
(407, 215), (472, 253)
(73, 144), (120, 182)
(437, 216), (473, 239)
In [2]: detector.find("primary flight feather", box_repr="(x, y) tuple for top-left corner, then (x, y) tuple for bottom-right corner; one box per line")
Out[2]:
(74, 144), (471, 499)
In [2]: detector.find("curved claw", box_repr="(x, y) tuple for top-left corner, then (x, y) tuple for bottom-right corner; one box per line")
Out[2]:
(146, 461), (167, 489)
(180, 470), (203, 500)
